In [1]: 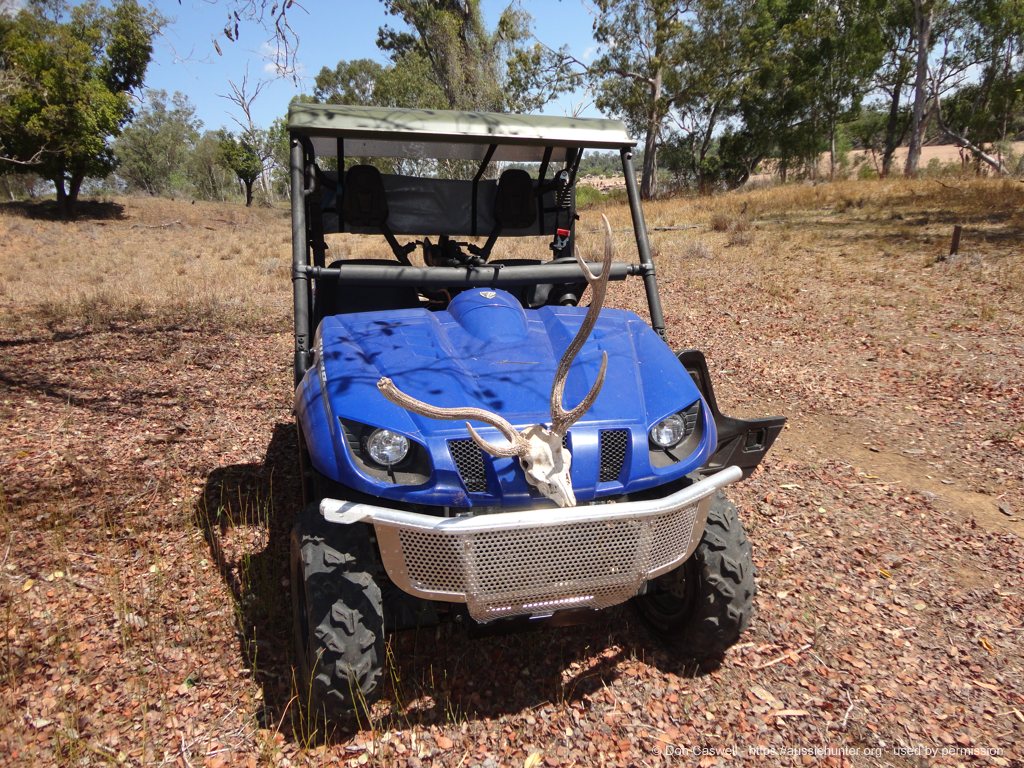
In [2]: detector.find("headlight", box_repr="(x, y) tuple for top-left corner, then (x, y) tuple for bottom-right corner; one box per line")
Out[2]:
(649, 414), (687, 448)
(365, 429), (410, 466)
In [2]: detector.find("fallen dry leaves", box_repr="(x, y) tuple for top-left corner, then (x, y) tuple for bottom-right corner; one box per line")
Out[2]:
(1, 181), (1022, 766)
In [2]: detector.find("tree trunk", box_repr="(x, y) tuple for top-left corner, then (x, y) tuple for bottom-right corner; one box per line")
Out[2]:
(904, 0), (932, 177)
(244, 179), (254, 207)
(52, 171), (82, 218)
(54, 177), (67, 213)
(829, 123), (836, 180)
(696, 103), (721, 193)
(67, 172), (83, 214)
(881, 82), (904, 177)
(640, 68), (663, 200)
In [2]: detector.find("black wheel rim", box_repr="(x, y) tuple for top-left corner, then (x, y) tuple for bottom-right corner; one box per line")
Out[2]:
(640, 558), (699, 629)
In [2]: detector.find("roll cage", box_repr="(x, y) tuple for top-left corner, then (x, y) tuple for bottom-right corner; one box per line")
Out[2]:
(287, 103), (666, 386)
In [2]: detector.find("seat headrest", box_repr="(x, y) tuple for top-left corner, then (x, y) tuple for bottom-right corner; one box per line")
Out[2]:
(342, 164), (389, 228)
(494, 169), (536, 229)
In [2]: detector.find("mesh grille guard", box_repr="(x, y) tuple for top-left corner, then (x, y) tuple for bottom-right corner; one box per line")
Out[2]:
(321, 466), (743, 622)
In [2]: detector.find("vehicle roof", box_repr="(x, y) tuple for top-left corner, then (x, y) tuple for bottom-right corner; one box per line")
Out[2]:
(287, 103), (635, 162)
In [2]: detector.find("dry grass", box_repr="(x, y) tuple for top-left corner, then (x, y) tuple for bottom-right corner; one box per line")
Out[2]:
(0, 198), (292, 332)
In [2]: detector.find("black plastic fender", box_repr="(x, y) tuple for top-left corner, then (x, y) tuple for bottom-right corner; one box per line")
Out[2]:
(676, 349), (786, 479)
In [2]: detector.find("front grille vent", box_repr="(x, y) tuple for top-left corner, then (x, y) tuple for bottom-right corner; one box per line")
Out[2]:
(448, 439), (488, 492)
(599, 429), (629, 482)
(451, 429), (630, 492)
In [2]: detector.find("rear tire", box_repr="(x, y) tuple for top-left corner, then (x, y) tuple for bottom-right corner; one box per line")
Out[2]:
(634, 491), (755, 661)
(290, 502), (385, 719)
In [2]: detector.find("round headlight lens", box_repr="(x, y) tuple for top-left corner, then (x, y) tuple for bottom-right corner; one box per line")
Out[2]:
(650, 414), (687, 448)
(366, 429), (410, 466)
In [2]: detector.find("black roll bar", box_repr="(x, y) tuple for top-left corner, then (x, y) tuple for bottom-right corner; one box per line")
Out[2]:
(620, 149), (666, 339)
(291, 137), (312, 384)
(302, 262), (640, 287)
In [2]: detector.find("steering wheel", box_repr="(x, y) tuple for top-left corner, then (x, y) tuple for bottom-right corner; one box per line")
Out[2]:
(422, 235), (481, 267)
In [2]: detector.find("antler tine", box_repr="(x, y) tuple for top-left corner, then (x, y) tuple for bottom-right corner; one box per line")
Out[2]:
(377, 377), (527, 458)
(572, 213), (615, 286)
(550, 214), (615, 435)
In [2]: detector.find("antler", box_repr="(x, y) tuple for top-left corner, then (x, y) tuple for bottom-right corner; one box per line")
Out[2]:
(549, 214), (614, 436)
(377, 377), (528, 458)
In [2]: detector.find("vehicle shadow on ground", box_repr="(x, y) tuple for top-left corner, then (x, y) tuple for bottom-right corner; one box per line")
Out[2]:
(195, 422), (303, 732)
(196, 423), (716, 745)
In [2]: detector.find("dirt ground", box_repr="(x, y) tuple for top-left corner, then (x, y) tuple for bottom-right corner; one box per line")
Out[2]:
(1, 178), (1022, 766)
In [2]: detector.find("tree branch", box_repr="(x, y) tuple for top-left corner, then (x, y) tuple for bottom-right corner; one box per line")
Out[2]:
(933, 94), (1007, 175)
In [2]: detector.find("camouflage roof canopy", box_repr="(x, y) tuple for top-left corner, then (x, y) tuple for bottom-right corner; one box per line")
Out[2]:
(287, 103), (635, 162)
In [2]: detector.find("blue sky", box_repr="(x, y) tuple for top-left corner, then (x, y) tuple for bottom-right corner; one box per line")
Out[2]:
(143, 0), (601, 132)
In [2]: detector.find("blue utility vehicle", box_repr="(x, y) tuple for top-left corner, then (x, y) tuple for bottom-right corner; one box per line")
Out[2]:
(286, 104), (784, 716)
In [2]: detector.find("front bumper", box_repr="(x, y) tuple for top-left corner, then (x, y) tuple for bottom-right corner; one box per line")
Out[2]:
(321, 465), (742, 623)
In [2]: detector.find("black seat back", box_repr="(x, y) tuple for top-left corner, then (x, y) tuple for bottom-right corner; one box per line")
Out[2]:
(494, 169), (536, 229)
(340, 164), (414, 265)
(342, 165), (389, 227)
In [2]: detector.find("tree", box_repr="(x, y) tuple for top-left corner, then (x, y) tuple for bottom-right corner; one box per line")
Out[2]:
(661, 0), (762, 193)
(930, 0), (1024, 171)
(218, 129), (263, 206)
(805, 0), (887, 179)
(265, 115), (291, 200)
(871, 0), (916, 176)
(313, 59), (386, 106)
(313, 53), (448, 112)
(0, 0), (162, 215)
(220, 72), (276, 203)
(904, 0), (939, 175)
(899, 0), (1022, 175)
(589, 0), (685, 199)
(377, 0), (572, 113)
(114, 90), (200, 195)
(187, 130), (234, 201)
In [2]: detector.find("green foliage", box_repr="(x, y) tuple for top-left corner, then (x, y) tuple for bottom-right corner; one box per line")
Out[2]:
(217, 129), (264, 207)
(870, 0), (915, 175)
(588, 0), (886, 193)
(376, 0), (572, 112)
(845, 107), (893, 152)
(574, 185), (604, 209)
(187, 131), (235, 201)
(939, 0), (1024, 145)
(661, 129), (759, 191)
(0, 0), (162, 214)
(265, 116), (291, 198)
(590, 0), (685, 198)
(578, 151), (626, 177)
(857, 162), (880, 180)
(739, 0), (886, 177)
(114, 90), (200, 196)
(313, 53), (446, 112)
(313, 58), (386, 106)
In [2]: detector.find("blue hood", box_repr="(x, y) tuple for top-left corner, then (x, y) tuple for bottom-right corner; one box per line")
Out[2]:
(296, 289), (715, 507)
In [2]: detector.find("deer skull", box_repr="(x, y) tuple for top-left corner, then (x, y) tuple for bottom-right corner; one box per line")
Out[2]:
(377, 215), (615, 508)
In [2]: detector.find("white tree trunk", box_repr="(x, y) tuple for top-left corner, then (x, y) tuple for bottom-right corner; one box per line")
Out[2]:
(904, 0), (933, 177)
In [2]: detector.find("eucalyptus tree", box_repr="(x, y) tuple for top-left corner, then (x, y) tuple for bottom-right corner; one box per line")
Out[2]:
(589, 0), (685, 199)
(377, 0), (573, 113)
(115, 90), (201, 195)
(935, 0), (1024, 164)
